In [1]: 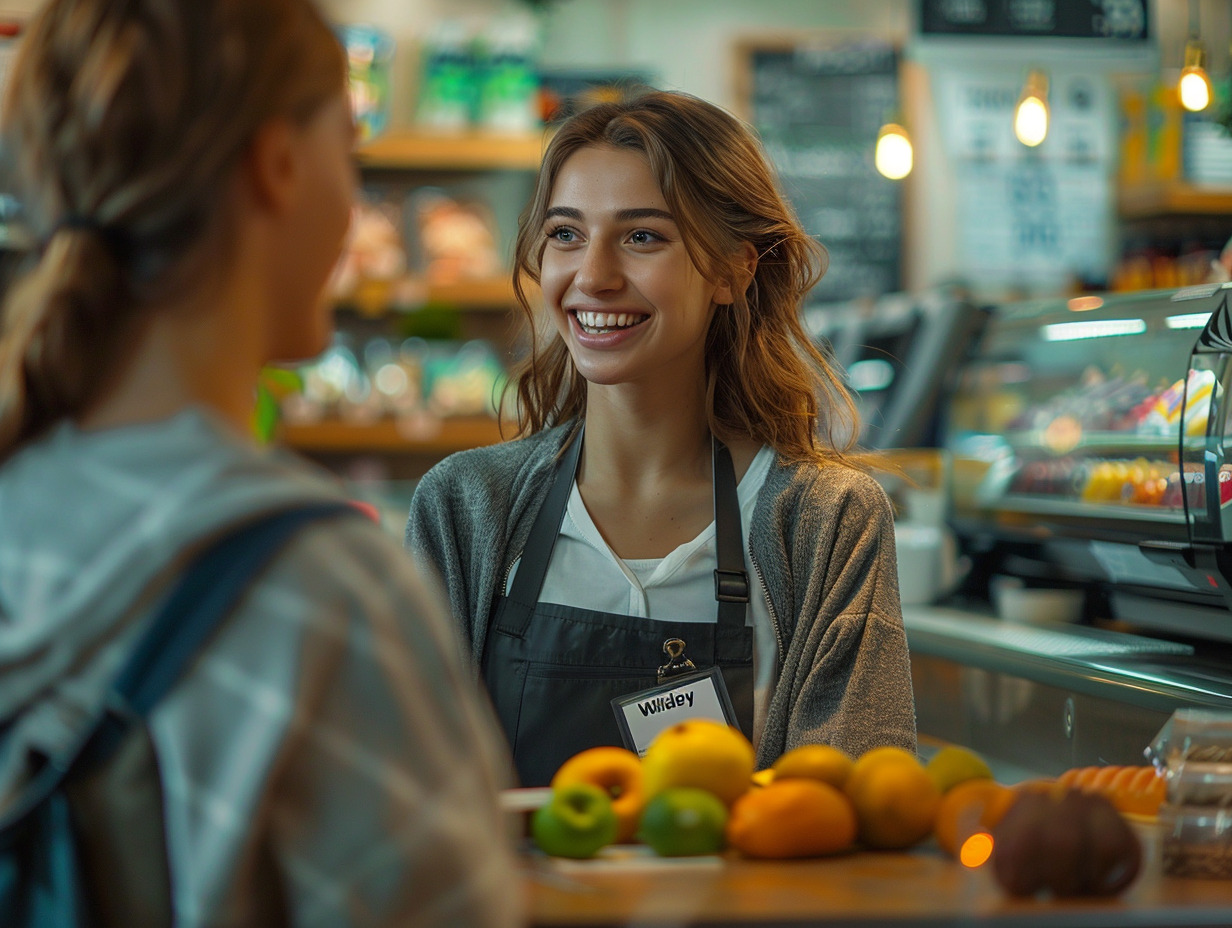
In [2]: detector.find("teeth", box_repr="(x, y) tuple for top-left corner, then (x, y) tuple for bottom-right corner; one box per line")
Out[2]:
(576, 310), (648, 332)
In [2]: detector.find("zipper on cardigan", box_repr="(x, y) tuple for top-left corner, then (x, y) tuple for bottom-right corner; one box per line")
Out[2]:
(748, 543), (785, 669)
(501, 549), (523, 597)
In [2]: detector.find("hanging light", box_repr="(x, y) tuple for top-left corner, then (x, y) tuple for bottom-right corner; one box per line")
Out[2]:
(1179, 38), (1213, 112)
(874, 121), (913, 180)
(1014, 69), (1049, 147)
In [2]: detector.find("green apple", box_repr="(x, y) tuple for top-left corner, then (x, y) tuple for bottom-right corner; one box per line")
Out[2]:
(531, 782), (619, 859)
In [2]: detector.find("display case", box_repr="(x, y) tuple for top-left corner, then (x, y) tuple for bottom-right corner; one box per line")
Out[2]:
(943, 283), (1232, 644)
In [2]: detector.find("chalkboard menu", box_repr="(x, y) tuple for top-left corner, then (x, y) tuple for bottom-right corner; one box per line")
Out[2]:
(919, 0), (1149, 40)
(743, 40), (902, 303)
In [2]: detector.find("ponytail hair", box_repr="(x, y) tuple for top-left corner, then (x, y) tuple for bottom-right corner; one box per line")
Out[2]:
(0, 0), (345, 461)
(0, 228), (131, 454)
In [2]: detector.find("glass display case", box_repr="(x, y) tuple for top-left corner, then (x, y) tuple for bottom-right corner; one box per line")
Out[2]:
(943, 283), (1232, 644)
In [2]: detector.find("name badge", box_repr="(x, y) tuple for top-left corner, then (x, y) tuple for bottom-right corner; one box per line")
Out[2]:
(610, 667), (740, 756)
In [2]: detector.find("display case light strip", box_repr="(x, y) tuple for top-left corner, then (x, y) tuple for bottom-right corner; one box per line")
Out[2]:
(1041, 319), (1147, 341)
(1165, 312), (1213, 330)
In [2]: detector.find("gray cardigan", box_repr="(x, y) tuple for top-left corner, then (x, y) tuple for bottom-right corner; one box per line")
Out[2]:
(406, 423), (917, 769)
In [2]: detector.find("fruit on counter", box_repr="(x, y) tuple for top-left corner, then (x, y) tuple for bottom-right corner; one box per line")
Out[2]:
(932, 778), (1016, 859)
(637, 786), (729, 857)
(726, 777), (858, 859)
(924, 745), (994, 794)
(770, 743), (855, 790)
(990, 787), (1142, 897)
(844, 747), (942, 850)
(640, 719), (756, 807)
(550, 745), (644, 844)
(1055, 765), (1166, 818)
(530, 782), (620, 859)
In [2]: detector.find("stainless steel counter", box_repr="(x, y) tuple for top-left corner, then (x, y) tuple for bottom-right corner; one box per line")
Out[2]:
(903, 606), (1232, 778)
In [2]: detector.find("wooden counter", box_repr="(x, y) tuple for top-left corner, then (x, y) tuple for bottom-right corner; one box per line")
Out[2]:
(522, 827), (1232, 927)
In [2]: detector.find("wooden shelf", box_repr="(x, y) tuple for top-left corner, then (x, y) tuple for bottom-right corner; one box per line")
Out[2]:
(1118, 181), (1232, 219)
(356, 129), (547, 172)
(337, 276), (521, 316)
(278, 416), (510, 455)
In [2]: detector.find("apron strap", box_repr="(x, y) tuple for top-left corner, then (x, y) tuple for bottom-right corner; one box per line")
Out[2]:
(501, 426), (749, 635)
(504, 425), (584, 625)
(712, 436), (750, 630)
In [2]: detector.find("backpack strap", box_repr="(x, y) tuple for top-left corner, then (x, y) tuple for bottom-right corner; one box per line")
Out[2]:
(0, 500), (355, 830)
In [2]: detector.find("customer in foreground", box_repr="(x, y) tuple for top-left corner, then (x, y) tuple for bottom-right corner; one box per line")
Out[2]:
(0, 1), (521, 924)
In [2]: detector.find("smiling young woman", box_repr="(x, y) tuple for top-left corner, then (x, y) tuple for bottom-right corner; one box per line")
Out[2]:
(407, 89), (916, 789)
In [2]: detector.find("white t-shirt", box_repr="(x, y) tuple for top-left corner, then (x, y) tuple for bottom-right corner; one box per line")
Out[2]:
(505, 445), (777, 745)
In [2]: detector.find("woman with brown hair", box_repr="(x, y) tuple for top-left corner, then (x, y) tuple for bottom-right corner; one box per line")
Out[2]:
(407, 89), (916, 788)
(0, 1), (520, 924)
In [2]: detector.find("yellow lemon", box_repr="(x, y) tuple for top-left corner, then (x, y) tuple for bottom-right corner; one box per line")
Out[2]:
(640, 720), (755, 807)
(925, 745), (994, 794)
(772, 744), (855, 791)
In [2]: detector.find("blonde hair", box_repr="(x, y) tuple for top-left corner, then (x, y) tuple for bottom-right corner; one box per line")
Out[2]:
(510, 89), (861, 465)
(0, 0), (345, 460)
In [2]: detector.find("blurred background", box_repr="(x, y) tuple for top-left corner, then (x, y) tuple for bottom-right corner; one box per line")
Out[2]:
(4, 0), (1232, 780)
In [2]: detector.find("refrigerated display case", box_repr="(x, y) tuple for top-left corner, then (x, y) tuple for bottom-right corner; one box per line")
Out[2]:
(942, 283), (1232, 645)
(912, 284), (1232, 777)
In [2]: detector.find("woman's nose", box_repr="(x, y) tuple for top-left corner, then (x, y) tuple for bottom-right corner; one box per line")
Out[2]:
(573, 241), (622, 294)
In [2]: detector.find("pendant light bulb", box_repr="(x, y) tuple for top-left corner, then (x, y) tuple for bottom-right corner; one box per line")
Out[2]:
(1014, 70), (1049, 147)
(875, 122), (913, 180)
(1179, 39), (1213, 112)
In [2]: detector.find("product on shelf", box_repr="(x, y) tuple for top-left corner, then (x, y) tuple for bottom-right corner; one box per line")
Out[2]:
(409, 188), (501, 284)
(1007, 367), (1156, 435)
(330, 199), (409, 309)
(281, 336), (505, 426)
(339, 25), (394, 142)
(1079, 458), (1171, 506)
(1138, 368), (1217, 438)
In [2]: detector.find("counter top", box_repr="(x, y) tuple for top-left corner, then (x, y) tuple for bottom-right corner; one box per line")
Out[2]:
(522, 826), (1232, 927)
(902, 605), (1232, 712)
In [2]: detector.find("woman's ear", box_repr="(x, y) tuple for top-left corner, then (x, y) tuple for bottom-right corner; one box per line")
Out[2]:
(243, 117), (300, 214)
(714, 242), (759, 305)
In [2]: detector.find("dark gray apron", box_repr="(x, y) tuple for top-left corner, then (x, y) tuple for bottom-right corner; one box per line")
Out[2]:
(481, 427), (755, 787)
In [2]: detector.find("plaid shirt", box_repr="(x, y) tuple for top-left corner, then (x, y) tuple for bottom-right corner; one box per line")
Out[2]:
(0, 410), (524, 927)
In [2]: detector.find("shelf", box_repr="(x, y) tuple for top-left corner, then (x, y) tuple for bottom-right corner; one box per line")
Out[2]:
(337, 276), (521, 316)
(1004, 431), (1181, 455)
(994, 494), (1188, 524)
(356, 129), (547, 172)
(1118, 181), (1232, 219)
(278, 416), (511, 454)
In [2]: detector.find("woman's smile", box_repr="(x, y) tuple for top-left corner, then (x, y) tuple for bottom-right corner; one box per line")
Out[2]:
(572, 310), (650, 334)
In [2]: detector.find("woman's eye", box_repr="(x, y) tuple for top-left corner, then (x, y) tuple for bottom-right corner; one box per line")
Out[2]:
(547, 226), (576, 243)
(630, 230), (661, 245)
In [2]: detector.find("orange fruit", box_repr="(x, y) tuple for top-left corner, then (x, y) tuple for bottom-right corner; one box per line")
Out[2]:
(771, 744), (855, 791)
(844, 748), (941, 850)
(551, 746), (644, 844)
(933, 778), (1017, 858)
(727, 778), (858, 859)
(640, 720), (755, 807)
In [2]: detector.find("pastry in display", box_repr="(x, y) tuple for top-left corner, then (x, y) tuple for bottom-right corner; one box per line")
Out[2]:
(1008, 368), (1155, 435)
(1138, 369), (1217, 438)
